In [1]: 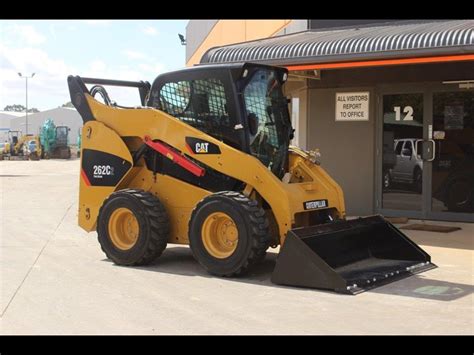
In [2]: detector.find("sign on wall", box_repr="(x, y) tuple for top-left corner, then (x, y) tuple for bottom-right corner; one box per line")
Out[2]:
(291, 97), (300, 146)
(335, 92), (370, 121)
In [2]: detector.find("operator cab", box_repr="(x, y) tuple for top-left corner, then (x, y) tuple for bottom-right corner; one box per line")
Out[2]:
(148, 63), (293, 178)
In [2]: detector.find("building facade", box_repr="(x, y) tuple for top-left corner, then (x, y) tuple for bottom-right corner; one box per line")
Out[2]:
(6, 107), (82, 146)
(186, 20), (474, 222)
(0, 111), (25, 141)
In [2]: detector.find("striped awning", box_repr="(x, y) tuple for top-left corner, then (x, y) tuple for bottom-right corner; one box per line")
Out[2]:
(200, 20), (474, 67)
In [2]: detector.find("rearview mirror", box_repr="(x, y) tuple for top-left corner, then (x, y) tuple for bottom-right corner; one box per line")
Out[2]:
(248, 113), (259, 135)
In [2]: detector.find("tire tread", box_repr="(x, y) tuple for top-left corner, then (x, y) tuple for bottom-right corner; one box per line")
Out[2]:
(190, 191), (271, 277)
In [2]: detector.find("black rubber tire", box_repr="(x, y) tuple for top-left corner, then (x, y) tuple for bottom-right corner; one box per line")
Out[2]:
(414, 168), (422, 193)
(382, 170), (391, 191)
(29, 152), (39, 161)
(188, 191), (271, 277)
(97, 189), (169, 266)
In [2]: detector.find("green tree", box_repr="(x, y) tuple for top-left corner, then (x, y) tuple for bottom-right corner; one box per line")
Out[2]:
(3, 104), (39, 113)
(61, 101), (74, 108)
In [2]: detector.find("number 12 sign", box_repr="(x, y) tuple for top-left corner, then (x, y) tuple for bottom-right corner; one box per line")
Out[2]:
(394, 106), (414, 121)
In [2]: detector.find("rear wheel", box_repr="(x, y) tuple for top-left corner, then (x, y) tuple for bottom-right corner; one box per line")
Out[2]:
(29, 152), (39, 161)
(59, 146), (71, 159)
(414, 168), (422, 193)
(98, 189), (169, 266)
(189, 191), (271, 277)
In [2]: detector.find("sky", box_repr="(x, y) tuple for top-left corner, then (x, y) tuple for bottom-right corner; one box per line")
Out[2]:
(0, 20), (188, 111)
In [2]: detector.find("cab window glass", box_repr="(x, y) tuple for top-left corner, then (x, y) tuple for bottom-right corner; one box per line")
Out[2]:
(159, 78), (233, 144)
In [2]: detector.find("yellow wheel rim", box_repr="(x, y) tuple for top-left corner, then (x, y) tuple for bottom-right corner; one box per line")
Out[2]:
(201, 212), (239, 259)
(108, 207), (140, 250)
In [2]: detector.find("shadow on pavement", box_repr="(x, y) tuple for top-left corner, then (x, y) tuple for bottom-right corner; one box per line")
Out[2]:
(104, 245), (472, 300)
(407, 233), (473, 251)
(117, 246), (279, 287)
(372, 275), (473, 301)
(47, 159), (80, 162)
(0, 175), (31, 177)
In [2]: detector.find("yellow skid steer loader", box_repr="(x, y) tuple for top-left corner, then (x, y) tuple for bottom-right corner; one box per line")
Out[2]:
(68, 63), (435, 294)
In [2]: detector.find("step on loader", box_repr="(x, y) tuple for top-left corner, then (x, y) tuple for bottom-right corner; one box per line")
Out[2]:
(68, 63), (435, 294)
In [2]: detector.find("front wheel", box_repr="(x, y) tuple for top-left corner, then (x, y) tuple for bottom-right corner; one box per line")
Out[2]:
(188, 191), (271, 277)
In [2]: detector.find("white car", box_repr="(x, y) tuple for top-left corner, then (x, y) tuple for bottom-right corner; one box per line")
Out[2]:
(384, 138), (423, 192)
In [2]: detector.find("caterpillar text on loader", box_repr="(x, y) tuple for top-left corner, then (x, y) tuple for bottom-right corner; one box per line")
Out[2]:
(68, 63), (435, 294)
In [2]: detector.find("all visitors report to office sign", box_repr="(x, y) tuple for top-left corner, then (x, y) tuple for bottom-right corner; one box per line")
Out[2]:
(335, 92), (369, 121)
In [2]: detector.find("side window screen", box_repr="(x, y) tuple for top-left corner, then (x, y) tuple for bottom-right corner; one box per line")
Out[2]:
(160, 81), (191, 116)
(159, 78), (232, 143)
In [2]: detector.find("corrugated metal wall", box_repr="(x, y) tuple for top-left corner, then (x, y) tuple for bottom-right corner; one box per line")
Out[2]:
(185, 20), (218, 62)
(8, 108), (83, 144)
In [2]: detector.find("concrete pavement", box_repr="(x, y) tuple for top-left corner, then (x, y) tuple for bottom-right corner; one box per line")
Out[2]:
(1, 159), (473, 334)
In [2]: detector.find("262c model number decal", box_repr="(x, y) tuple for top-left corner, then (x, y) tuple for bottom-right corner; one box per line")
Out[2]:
(82, 149), (131, 187)
(93, 165), (114, 178)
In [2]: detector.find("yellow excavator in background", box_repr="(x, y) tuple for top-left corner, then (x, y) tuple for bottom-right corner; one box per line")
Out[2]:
(68, 63), (435, 294)
(0, 141), (8, 160)
(5, 130), (22, 158)
(2, 131), (38, 160)
(22, 135), (42, 160)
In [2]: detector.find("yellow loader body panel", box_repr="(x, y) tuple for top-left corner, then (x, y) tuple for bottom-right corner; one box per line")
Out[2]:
(79, 95), (345, 245)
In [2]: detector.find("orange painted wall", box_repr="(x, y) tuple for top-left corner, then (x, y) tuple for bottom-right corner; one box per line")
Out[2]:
(186, 20), (292, 66)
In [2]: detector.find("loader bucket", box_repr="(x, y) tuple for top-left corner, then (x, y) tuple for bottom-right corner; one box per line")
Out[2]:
(271, 215), (436, 294)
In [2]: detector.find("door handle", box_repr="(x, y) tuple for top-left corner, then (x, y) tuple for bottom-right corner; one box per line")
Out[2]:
(416, 139), (436, 161)
(426, 139), (436, 162)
